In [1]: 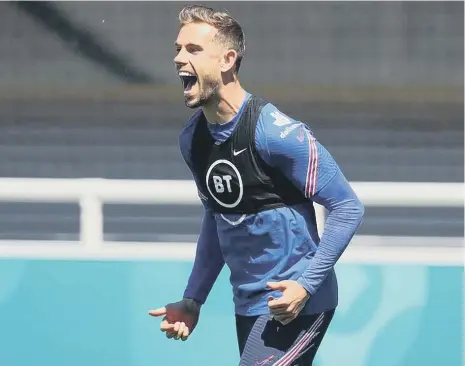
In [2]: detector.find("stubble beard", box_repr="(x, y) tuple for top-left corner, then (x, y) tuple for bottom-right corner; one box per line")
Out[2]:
(184, 76), (221, 109)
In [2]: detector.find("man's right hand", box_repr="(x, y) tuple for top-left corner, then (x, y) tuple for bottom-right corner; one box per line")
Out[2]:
(148, 298), (201, 341)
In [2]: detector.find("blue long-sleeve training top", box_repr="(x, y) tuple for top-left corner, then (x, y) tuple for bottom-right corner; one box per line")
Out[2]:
(179, 92), (364, 316)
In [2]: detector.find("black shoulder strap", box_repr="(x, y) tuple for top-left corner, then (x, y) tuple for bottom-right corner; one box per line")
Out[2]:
(190, 111), (213, 171)
(243, 96), (308, 202)
(234, 95), (269, 146)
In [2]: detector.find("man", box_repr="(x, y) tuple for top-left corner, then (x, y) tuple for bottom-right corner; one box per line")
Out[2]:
(149, 5), (364, 365)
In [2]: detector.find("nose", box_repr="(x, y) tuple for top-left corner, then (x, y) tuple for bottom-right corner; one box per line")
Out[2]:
(173, 48), (187, 67)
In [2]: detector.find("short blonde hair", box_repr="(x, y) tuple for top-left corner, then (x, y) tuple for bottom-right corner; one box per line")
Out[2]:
(178, 4), (245, 73)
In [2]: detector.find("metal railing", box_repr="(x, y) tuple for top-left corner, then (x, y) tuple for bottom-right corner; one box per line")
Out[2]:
(0, 178), (462, 264)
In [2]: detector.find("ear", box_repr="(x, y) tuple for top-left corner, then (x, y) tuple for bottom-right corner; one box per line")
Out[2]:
(220, 49), (238, 73)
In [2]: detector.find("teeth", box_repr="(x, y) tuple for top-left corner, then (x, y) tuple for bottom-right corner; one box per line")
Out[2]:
(179, 71), (195, 77)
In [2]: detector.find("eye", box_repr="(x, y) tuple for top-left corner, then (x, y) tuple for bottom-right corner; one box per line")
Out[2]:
(186, 45), (202, 54)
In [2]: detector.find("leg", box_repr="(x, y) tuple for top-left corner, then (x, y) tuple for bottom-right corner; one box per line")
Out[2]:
(287, 309), (335, 365)
(236, 314), (260, 356)
(236, 309), (335, 366)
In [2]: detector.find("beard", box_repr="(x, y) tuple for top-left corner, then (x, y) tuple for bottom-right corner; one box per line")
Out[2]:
(184, 75), (221, 109)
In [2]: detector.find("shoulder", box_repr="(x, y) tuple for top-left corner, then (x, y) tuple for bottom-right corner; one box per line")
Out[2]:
(255, 102), (313, 148)
(179, 109), (203, 162)
(258, 102), (298, 125)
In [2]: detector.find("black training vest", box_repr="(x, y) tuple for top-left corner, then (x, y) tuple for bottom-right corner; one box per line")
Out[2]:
(190, 95), (308, 214)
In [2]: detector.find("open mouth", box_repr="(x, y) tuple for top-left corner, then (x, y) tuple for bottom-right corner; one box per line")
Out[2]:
(179, 71), (198, 93)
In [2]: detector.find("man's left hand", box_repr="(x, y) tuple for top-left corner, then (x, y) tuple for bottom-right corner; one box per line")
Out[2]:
(267, 280), (310, 325)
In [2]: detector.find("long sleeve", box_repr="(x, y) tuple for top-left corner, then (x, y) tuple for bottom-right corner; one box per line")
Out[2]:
(178, 121), (225, 304)
(297, 170), (364, 294)
(256, 108), (365, 295)
(183, 209), (225, 304)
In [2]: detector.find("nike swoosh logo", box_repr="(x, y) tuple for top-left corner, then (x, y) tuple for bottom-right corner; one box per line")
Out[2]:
(233, 148), (247, 156)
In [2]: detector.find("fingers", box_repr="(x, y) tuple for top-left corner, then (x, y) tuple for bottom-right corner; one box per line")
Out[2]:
(268, 297), (299, 325)
(160, 319), (175, 332)
(161, 321), (190, 341)
(272, 312), (296, 325)
(269, 307), (288, 316)
(181, 325), (190, 341)
(163, 321), (177, 339)
(150, 304), (193, 342)
(173, 322), (182, 340)
(268, 299), (288, 315)
(266, 281), (288, 290)
(267, 296), (288, 309)
(148, 307), (167, 317)
(176, 322), (186, 340)
(164, 322), (178, 340)
(268, 300), (288, 309)
(172, 322), (190, 341)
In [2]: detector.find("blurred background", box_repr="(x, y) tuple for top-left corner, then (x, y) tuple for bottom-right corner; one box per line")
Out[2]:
(0, 2), (463, 366)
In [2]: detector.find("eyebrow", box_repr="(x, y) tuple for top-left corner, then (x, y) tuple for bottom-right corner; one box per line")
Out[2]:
(174, 42), (203, 50)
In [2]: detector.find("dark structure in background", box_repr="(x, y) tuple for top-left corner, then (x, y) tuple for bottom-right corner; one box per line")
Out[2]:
(0, 2), (463, 241)
(12, 2), (155, 84)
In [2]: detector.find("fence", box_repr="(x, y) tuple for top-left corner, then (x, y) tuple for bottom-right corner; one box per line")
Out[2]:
(0, 178), (462, 264)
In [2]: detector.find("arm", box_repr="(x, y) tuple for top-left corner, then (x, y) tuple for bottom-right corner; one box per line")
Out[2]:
(148, 122), (225, 342)
(183, 209), (225, 304)
(150, 206), (223, 340)
(257, 110), (364, 295)
(178, 125), (225, 304)
(297, 169), (364, 294)
(149, 212), (223, 341)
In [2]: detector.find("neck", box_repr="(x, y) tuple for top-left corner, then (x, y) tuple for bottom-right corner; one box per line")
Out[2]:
(203, 80), (246, 124)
